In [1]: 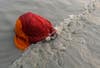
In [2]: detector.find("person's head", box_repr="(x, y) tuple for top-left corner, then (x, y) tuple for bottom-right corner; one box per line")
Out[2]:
(14, 12), (56, 51)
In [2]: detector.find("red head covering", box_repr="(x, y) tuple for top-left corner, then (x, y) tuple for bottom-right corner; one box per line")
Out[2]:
(14, 12), (56, 51)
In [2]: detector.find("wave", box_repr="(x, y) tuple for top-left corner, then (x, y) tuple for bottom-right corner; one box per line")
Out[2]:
(10, 0), (100, 68)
